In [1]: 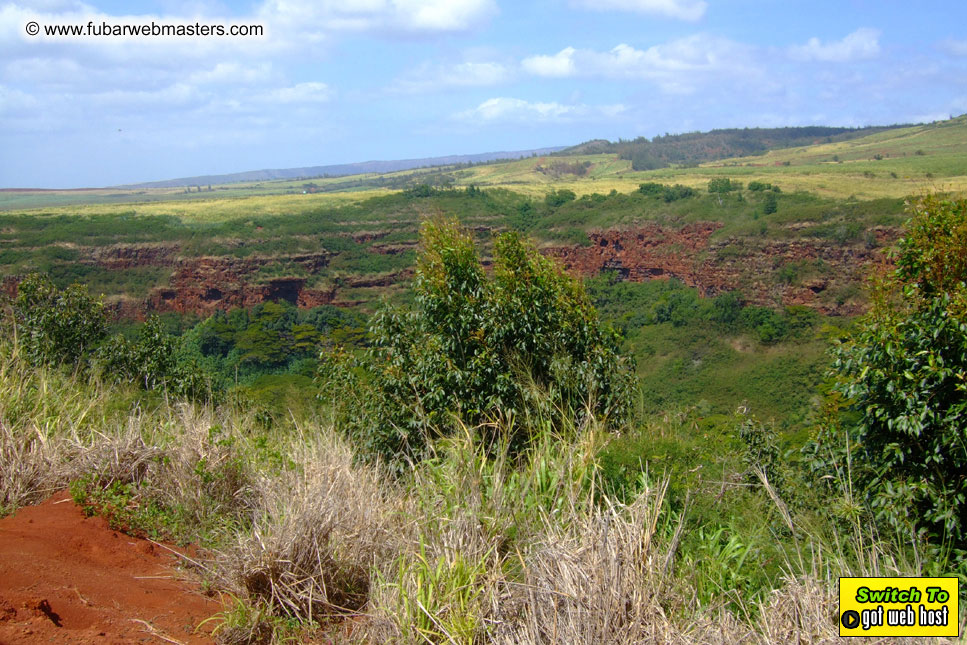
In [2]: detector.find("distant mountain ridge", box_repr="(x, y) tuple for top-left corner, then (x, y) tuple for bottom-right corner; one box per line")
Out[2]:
(119, 147), (567, 189)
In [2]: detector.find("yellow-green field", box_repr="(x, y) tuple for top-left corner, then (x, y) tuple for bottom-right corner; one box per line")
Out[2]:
(4, 116), (967, 219)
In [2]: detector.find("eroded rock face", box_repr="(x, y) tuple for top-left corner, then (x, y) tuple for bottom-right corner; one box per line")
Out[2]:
(143, 252), (336, 316)
(90, 244), (178, 269)
(543, 223), (896, 315)
(4, 223), (897, 320)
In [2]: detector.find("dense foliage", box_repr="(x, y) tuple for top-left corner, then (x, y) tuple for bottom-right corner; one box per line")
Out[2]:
(809, 196), (967, 561)
(322, 219), (633, 465)
(8, 274), (366, 407)
(12, 274), (107, 366)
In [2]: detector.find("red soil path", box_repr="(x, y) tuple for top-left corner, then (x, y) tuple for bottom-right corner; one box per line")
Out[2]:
(0, 491), (221, 644)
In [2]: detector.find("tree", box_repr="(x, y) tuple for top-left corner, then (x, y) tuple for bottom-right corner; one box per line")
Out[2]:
(762, 192), (778, 215)
(708, 177), (739, 194)
(808, 196), (967, 559)
(13, 274), (107, 367)
(638, 182), (664, 197)
(96, 316), (211, 400)
(544, 189), (577, 207)
(321, 219), (633, 465)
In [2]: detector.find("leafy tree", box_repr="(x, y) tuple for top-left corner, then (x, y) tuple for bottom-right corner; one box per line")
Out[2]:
(661, 184), (695, 202)
(638, 182), (664, 197)
(762, 192), (778, 215)
(13, 273), (107, 367)
(707, 291), (744, 326)
(321, 219), (633, 465)
(544, 189), (577, 208)
(708, 177), (739, 194)
(808, 196), (967, 559)
(96, 316), (211, 400)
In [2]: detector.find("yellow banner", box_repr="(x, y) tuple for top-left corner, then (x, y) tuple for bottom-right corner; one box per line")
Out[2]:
(839, 577), (959, 637)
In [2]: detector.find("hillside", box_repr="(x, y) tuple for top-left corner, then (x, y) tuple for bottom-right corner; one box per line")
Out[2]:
(562, 124), (908, 168)
(117, 146), (567, 189)
(3, 118), (967, 643)
(1, 116), (966, 425)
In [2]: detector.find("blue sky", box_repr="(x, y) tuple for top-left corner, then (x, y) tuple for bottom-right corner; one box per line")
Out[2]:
(2, 0), (966, 187)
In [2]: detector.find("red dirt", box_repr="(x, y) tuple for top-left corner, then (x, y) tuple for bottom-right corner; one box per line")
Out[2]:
(0, 492), (221, 644)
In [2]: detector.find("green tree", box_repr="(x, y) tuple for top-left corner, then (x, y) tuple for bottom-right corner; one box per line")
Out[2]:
(13, 274), (107, 367)
(808, 196), (967, 559)
(544, 189), (577, 207)
(321, 219), (633, 465)
(708, 177), (738, 194)
(762, 192), (778, 215)
(97, 316), (211, 400)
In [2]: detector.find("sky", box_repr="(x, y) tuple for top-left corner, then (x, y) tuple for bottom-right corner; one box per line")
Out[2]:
(2, 0), (966, 188)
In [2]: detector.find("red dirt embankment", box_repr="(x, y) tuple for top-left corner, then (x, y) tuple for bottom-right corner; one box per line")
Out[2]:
(544, 223), (896, 315)
(0, 492), (220, 644)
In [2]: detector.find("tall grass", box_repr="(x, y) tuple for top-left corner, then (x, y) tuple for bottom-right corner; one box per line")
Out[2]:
(1, 339), (962, 643)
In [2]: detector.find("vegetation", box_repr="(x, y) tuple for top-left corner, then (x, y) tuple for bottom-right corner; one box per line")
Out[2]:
(12, 273), (107, 366)
(809, 195), (967, 564)
(566, 125), (907, 170)
(3, 119), (967, 642)
(322, 219), (632, 466)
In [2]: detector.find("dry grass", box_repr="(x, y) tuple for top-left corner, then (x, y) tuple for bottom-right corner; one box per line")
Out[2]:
(1, 340), (964, 644)
(214, 428), (400, 625)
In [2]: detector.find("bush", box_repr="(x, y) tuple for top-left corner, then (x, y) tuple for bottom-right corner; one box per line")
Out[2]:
(762, 192), (778, 215)
(321, 219), (633, 465)
(544, 189), (577, 207)
(740, 306), (788, 344)
(662, 184), (695, 202)
(708, 177), (740, 194)
(96, 316), (211, 400)
(13, 273), (107, 367)
(638, 182), (664, 197)
(808, 196), (967, 560)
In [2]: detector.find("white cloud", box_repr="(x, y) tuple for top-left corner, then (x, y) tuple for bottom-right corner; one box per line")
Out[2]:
(570, 0), (706, 21)
(521, 47), (575, 77)
(788, 28), (881, 63)
(187, 62), (273, 85)
(939, 39), (967, 57)
(262, 81), (330, 103)
(456, 96), (625, 124)
(522, 36), (756, 93)
(390, 60), (511, 93)
(258, 0), (496, 37)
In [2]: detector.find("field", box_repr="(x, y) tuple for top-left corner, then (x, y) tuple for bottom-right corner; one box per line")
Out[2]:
(6, 117), (967, 216)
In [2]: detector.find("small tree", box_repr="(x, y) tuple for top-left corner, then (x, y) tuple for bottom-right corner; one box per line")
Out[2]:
(13, 274), (107, 367)
(808, 196), (967, 559)
(708, 177), (738, 194)
(321, 219), (633, 465)
(762, 192), (778, 215)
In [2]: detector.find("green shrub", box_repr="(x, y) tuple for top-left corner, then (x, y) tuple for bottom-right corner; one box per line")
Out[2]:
(638, 182), (664, 197)
(13, 273), (107, 367)
(96, 316), (211, 400)
(321, 219), (633, 466)
(662, 184), (695, 202)
(807, 195), (967, 561)
(544, 189), (577, 207)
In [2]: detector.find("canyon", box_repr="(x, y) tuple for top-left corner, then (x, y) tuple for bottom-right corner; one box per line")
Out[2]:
(3, 222), (895, 319)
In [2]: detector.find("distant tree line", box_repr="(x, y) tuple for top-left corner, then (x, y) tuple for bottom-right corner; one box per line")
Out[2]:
(562, 125), (908, 170)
